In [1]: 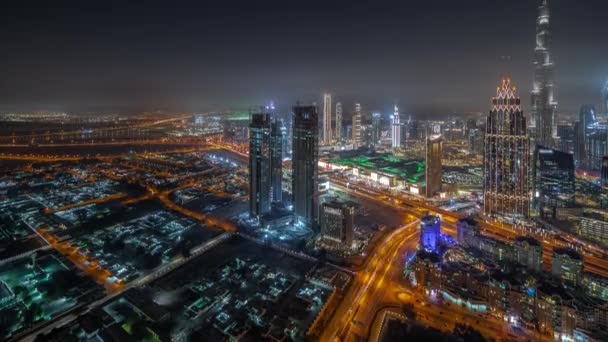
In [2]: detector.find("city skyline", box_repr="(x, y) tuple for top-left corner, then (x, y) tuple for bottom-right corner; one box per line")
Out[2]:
(0, 1), (607, 116)
(0, 2), (607, 341)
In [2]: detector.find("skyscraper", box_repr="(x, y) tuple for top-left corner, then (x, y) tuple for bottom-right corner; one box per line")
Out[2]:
(352, 103), (362, 148)
(603, 81), (608, 117)
(484, 79), (530, 218)
(249, 112), (272, 218)
(335, 102), (343, 143)
(531, 0), (557, 147)
(322, 93), (332, 145)
(425, 129), (443, 198)
(391, 105), (401, 149)
(270, 118), (283, 204)
(292, 104), (319, 226)
(533, 145), (575, 217)
(575, 105), (597, 167)
(319, 200), (354, 250)
(371, 112), (382, 146)
(420, 215), (441, 253)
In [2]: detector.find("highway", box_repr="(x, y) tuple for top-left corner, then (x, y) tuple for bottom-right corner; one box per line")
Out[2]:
(319, 220), (420, 341)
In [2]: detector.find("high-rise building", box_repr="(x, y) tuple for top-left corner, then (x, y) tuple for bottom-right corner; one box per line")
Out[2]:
(391, 105), (401, 149)
(319, 200), (354, 249)
(513, 236), (542, 272)
(292, 105), (319, 226)
(352, 103), (362, 148)
(552, 248), (583, 287)
(249, 112), (272, 218)
(603, 81), (608, 117)
(425, 131), (443, 197)
(270, 118), (283, 204)
(556, 123), (575, 154)
(575, 105), (597, 167)
(420, 215), (441, 253)
(335, 102), (343, 143)
(483, 79), (530, 218)
(468, 128), (484, 155)
(531, 0), (558, 147)
(533, 145), (575, 217)
(371, 112), (382, 146)
(322, 93), (332, 145)
(585, 124), (607, 171)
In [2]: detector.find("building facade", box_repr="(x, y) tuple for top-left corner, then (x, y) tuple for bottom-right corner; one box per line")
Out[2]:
(551, 248), (583, 287)
(420, 215), (441, 253)
(532, 145), (575, 217)
(292, 105), (319, 226)
(530, 0), (558, 148)
(322, 93), (332, 145)
(425, 132), (443, 197)
(483, 79), (530, 218)
(352, 103), (362, 148)
(391, 105), (401, 149)
(319, 201), (354, 249)
(335, 102), (342, 143)
(249, 112), (272, 218)
(513, 236), (542, 273)
(270, 119), (283, 204)
(371, 112), (382, 147)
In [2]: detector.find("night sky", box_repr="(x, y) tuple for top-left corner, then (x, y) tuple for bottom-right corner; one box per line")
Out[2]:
(1, 0), (607, 118)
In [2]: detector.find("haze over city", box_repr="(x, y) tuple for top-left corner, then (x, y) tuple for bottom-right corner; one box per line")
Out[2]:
(1, 0), (607, 116)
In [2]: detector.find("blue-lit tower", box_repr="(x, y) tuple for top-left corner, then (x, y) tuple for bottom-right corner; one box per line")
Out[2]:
(419, 215), (441, 253)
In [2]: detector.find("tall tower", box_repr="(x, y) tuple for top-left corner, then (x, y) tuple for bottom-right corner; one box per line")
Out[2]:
(249, 111), (272, 218)
(352, 103), (362, 148)
(531, 0), (558, 147)
(335, 102), (343, 143)
(371, 112), (382, 146)
(603, 81), (608, 117)
(484, 79), (530, 218)
(425, 128), (443, 198)
(270, 118), (283, 204)
(391, 105), (401, 149)
(292, 104), (319, 226)
(322, 93), (332, 145)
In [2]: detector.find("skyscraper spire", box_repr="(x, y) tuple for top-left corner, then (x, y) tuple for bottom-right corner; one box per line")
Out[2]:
(531, 0), (557, 147)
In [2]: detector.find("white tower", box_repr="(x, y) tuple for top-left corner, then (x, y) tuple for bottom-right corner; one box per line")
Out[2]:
(391, 105), (401, 149)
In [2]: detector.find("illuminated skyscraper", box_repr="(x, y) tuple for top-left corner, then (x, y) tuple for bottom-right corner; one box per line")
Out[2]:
(292, 104), (319, 226)
(484, 79), (530, 218)
(531, 0), (558, 147)
(249, 112), (272, 218)
(322, 93), (332, 145)
(270, 118), (283, 204)
(533, 145), (575, 217)
(371, 112), (382, 146)
(419, 215), (441, 253)
(603, 81), (608, 117)
(425, 129), (443, 197)
(391, 105), (401, 148)
(335, 102), (343, 143)
(575, 105), (597, 167)
(352, 103), (362, 148)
